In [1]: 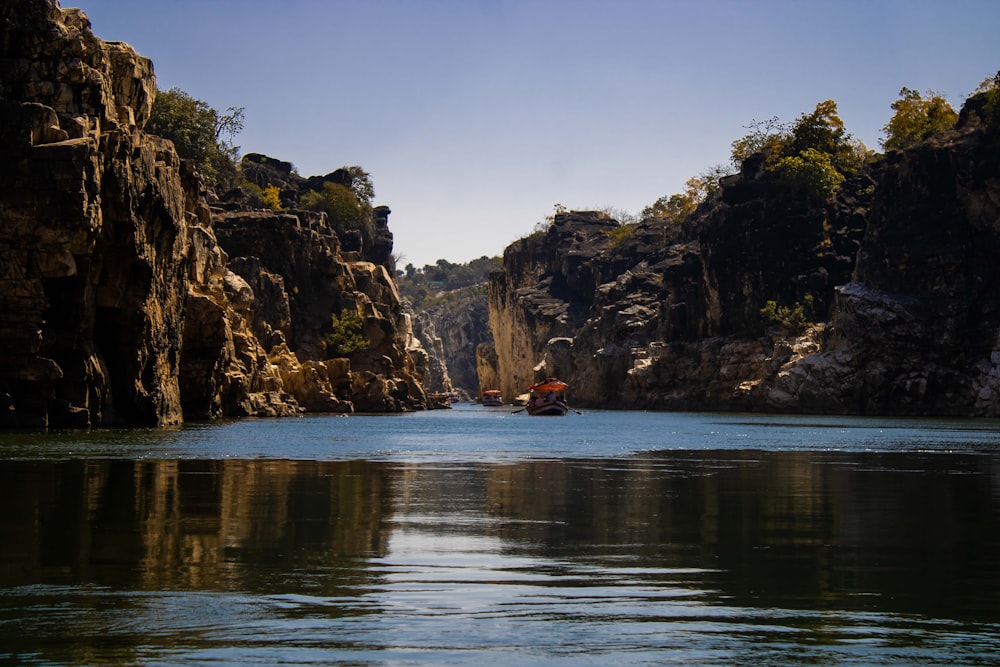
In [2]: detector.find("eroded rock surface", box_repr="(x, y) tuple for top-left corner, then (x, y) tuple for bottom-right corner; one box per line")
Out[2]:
(0, 1), (427, 426)
(488, 99), (1000, 416)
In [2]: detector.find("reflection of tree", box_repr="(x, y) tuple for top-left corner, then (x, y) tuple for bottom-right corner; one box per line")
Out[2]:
(0, 459), (396, 593)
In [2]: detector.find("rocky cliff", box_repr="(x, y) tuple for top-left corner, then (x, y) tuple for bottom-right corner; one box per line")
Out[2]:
(0, 0), (428, 427)
(417, 286), (492, 398)
(488, 96), (1000, 416)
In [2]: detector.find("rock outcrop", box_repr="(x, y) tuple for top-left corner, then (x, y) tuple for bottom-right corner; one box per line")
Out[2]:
(1, 1), (191, 426)
(488, 97), (1000, 416)
(419, 286), (492, 398)
(765, 114), (1000, 415)
(0, 1), (427, 427)
(409, 309), (454, 396)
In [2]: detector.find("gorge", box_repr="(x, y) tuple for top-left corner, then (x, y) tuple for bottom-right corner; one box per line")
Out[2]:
(3, 0), (1000, 428)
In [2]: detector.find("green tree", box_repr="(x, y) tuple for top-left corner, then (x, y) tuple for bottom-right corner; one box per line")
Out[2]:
(881, 87), (958, 150)
(761, 294), (815, 332)
(790, 99), (846, 156)
(790, 100), (871, 176)
(772, 148), (845, 201)
(396, 255), (501, 309)
(643, 176), (703, 221)
(642, 165), (732, 227)
(973, 70), (1000, 125)
(642, 190), (697, 222)
(146, 87), (244, 189)
(731, 116), (791, 168)
(301, 182), (364, 229)
(604, 223), (636, 248)
(343, 166), (375, 205)
(325, 308), (369, 356)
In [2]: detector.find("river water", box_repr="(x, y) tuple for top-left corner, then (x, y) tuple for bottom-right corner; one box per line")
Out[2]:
(2, 407), (999, 665)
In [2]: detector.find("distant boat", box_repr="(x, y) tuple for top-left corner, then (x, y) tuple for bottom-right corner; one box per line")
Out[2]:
(525, 378), (569, 416)
(480, 389), (503, 407)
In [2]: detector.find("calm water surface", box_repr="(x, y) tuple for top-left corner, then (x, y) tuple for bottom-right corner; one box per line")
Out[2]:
(2, 407), (999, 665)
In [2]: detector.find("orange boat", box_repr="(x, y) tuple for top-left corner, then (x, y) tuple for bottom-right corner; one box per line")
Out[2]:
(525, 378), (569, 416)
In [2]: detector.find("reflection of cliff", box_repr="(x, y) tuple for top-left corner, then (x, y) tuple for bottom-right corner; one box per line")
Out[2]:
(0, 459), (395, 591)
(2, 454), (997, 616)
(483, 453), (999, 614)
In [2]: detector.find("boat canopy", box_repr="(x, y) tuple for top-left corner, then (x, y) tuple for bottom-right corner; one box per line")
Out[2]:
(529, 379), (568, 393)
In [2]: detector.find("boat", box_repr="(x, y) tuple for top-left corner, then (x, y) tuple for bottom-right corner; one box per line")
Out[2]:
(480, 389), (503, 406)
(525, 378), (570, 416)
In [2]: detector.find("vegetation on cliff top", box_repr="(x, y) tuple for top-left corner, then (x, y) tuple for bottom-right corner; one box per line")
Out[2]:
(881, 88), (959, 150)
(146, 87), (245, 189)
(730, 99), (869, 203)
(147, 87), (377, 233)
(572, 77), (991, 238)
(299, 168), (375, 232)
(150, 72), (998, 275)
(397, 256), (501, 309)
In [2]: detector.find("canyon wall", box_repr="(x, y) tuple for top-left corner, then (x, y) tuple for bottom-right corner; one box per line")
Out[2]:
(488, 99), (1000, 416)
(419, 287), (492, 398)
(0, 1), (428, 427)
(1, 0), (189, 426)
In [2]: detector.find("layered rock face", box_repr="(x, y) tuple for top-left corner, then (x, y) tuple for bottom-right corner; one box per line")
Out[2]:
(1, 1), (188, 426)
(409, 310), (455, 396)
(418, 287), (491, 398)
(489, 212), (610, 400)
(766, 114), (1000, 415)
(488, 100), (1000, 416)
(0, 1), (427, 427)
(212, 208), (427, 414)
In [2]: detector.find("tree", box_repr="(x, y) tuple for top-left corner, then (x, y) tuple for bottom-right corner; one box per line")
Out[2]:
(642, 190), (698, 222)
(790, 100), (847, 157)
(396, 255), (501, 309)
(760, 295), (815, 332)
(300, 182), (364, 229)
(146, 87), (244, 189)
(641, 166), (732, 223)
(325, 308), (369, 357)
(772, 148), (845, 201)
(697, 164), (734, 201)
(342, 166), (375, 206)
(973, 70), (1000, 125)
(881, 87), (958, 150)
(261, 184), (283, 210)
(731, 116), (791, 168)
(793, 99), (872, 176)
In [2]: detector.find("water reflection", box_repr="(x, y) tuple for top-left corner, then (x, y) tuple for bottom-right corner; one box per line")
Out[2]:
(2, 451), (999, 664)
(0, 459), (392, 591)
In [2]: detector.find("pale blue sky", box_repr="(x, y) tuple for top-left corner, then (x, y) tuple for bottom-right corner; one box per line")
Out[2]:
(72, 0), (999, 268)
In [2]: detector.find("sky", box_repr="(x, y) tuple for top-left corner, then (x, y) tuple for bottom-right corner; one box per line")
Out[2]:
(70, 0), (1000, 269)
